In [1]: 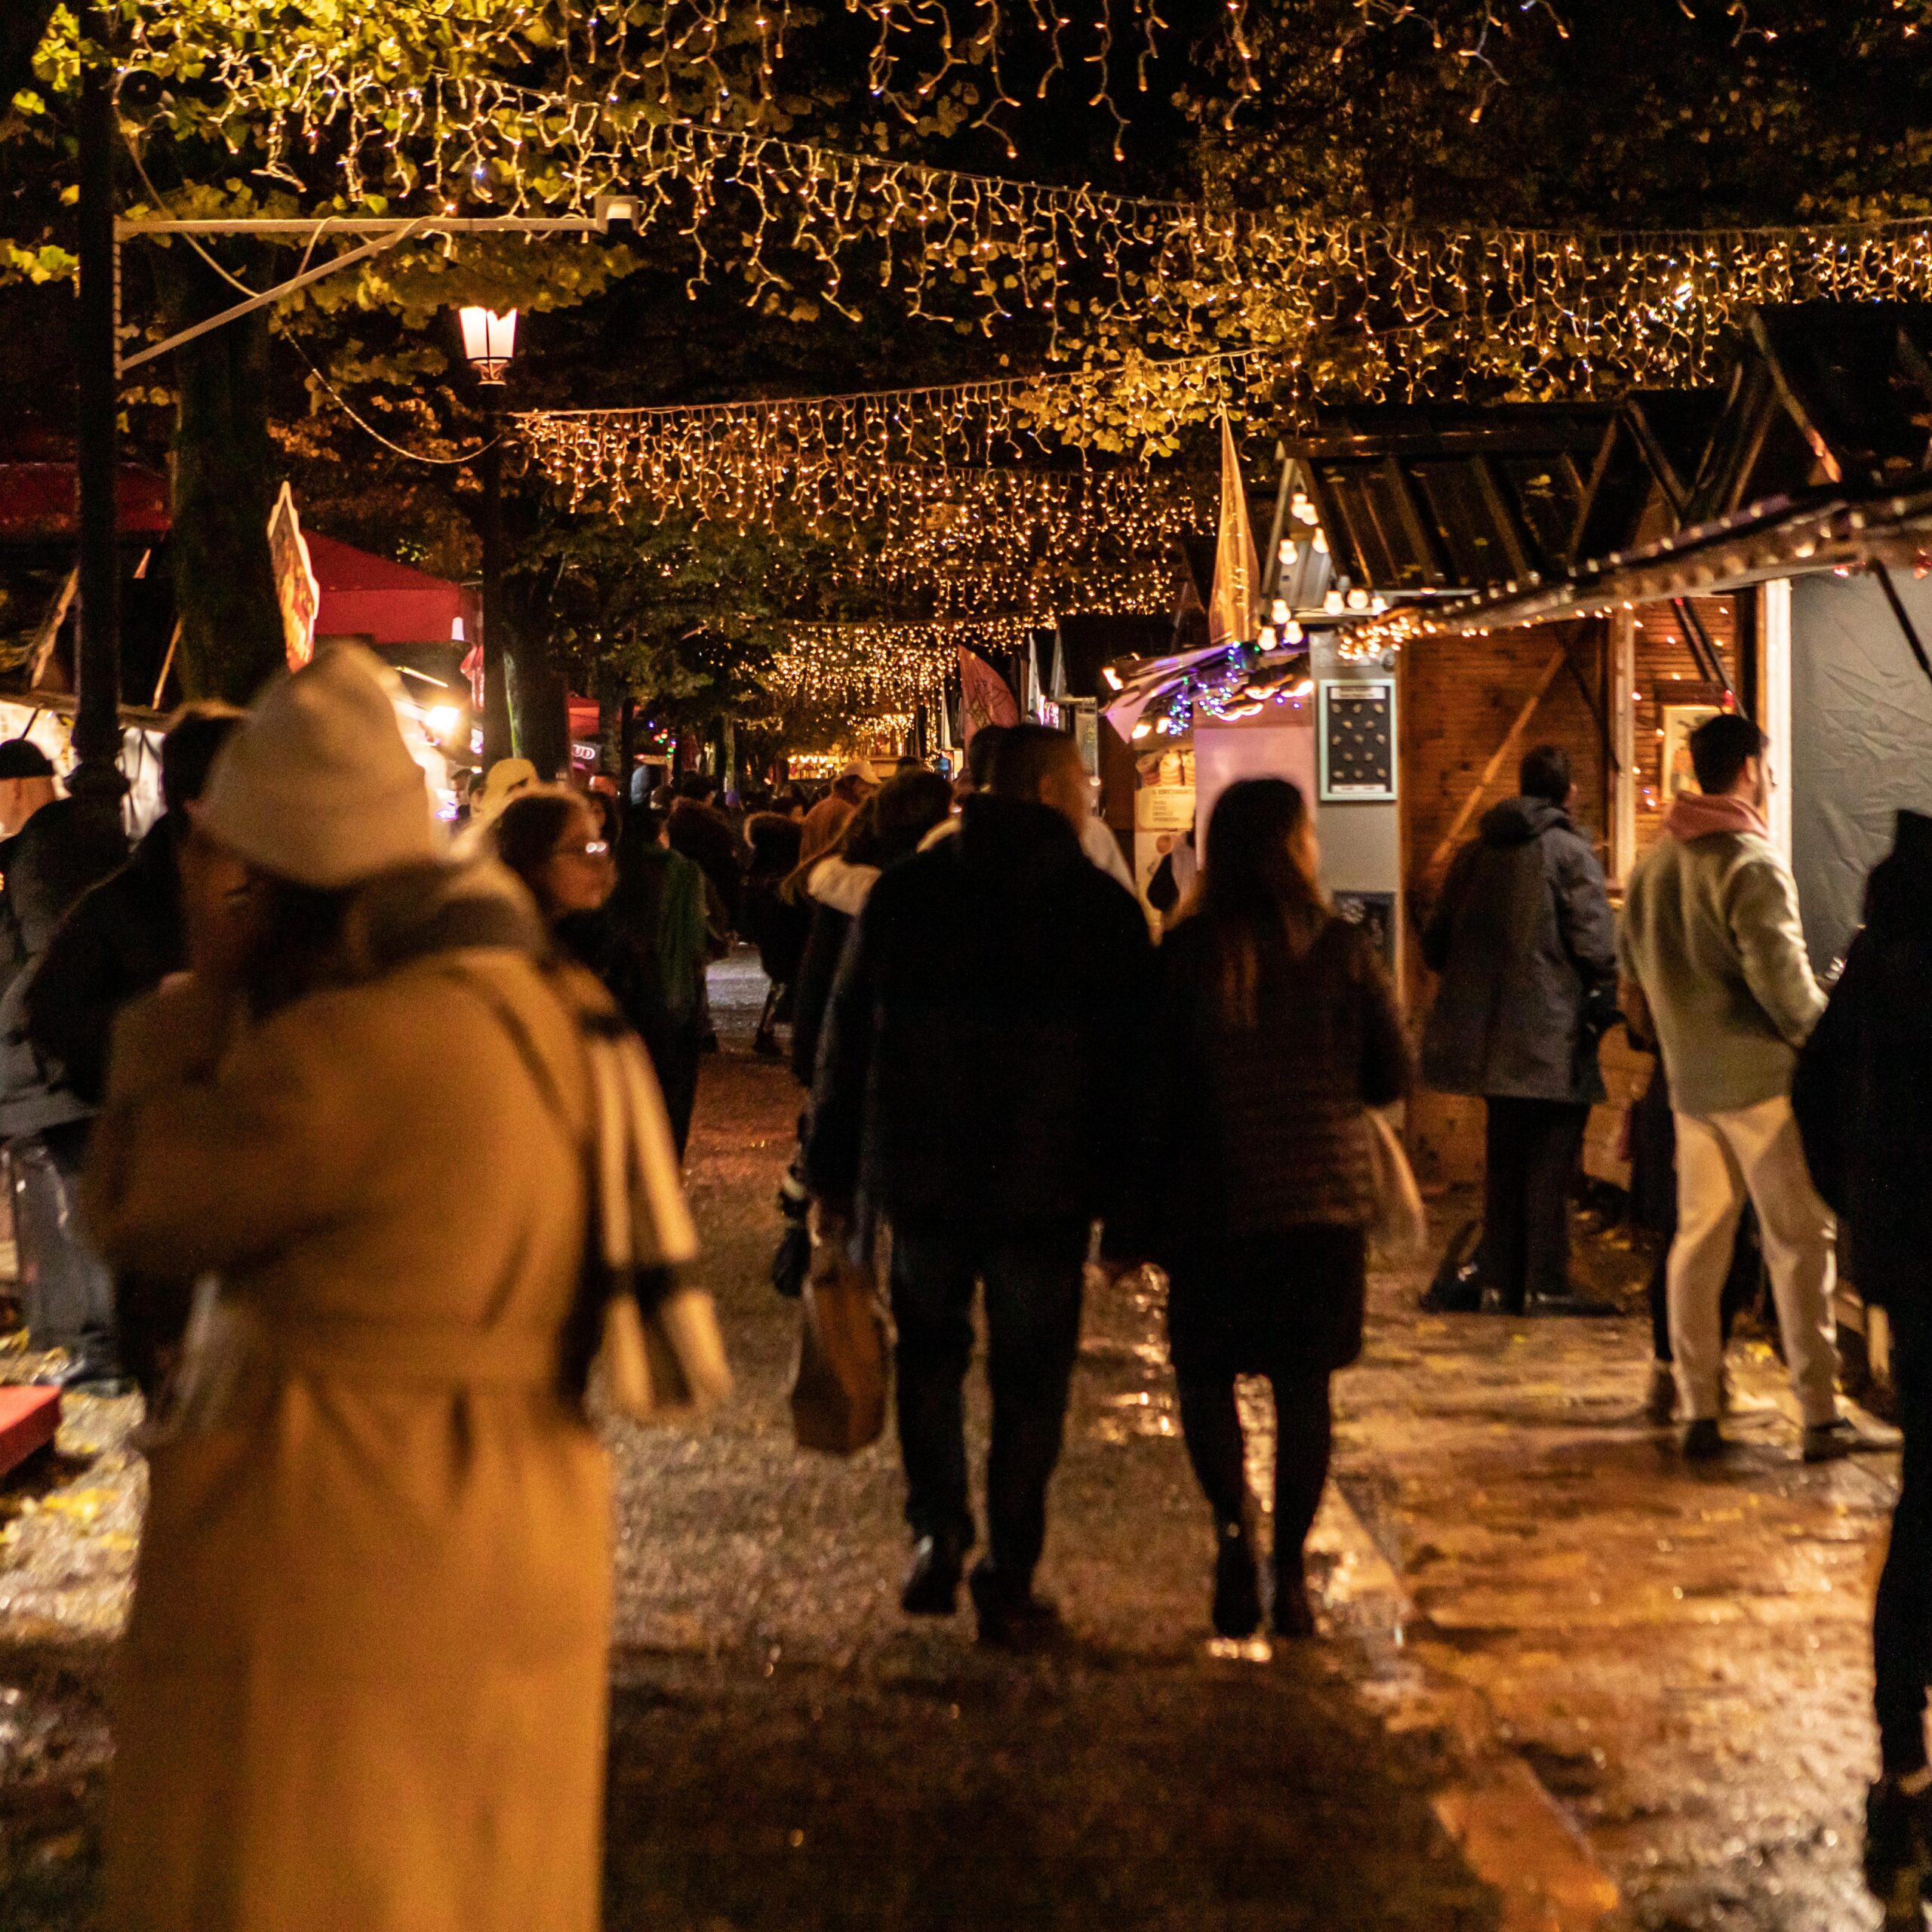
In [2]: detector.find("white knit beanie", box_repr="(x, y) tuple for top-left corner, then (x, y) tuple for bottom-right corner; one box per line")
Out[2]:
(198, 641), (442, 889)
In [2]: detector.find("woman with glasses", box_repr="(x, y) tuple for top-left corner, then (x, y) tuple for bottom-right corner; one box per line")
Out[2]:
(493, 788), (677, 1118)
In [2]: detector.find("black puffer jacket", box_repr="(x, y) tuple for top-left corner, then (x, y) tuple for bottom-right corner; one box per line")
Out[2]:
(1420, 795), (1617, 1105)
(806, 795), (1152, 1238)
(1793, 809), (1932, 1308)
(21, 814), (183, 1109)
(1146, 912), (1410, 1256)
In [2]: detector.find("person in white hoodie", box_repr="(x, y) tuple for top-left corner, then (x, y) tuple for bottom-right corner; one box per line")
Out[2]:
(1619, 710), (1867, 1463)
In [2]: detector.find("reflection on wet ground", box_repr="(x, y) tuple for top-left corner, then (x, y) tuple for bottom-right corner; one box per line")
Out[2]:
(0, 952), (1906, 1928)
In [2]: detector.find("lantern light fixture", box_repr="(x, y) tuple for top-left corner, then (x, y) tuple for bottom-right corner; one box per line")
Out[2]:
(459, 306), (519, 384)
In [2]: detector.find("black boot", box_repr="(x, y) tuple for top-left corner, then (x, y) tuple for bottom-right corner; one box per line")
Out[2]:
(902, 1532), (966, 1616)
(1271, 1552), (1317, 1639)
(1211, 1520), (1262, 1639)
(968, 1558), (1063, 1650)
(1864, 1775), (1932, 1918)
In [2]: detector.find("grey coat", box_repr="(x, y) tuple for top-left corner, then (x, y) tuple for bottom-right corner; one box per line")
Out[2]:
(1421, 797), (1618, 1106)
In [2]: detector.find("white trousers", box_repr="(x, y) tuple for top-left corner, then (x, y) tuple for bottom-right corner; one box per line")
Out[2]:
(1667, 1094), (1838, 1426)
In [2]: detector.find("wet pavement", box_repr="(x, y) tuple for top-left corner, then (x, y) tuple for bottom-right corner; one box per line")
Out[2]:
(0, 951), (1909, 1928)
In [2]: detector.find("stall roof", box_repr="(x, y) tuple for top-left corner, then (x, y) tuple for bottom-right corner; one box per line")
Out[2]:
(1287, 404), (1613, 595)
(1360, 485), (1932, 648)
(0, 463), (171, 543)
(1678, 304), (1932, 525)
(308, 531), (475, 648)
(1339, 304), (1932, 651)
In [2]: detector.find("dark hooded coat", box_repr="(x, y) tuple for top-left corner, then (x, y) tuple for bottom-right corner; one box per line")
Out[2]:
(1793, 809), (1932, 1308)
(805, 795), (1152, 1238)
(1420, 795), (1617, 1106)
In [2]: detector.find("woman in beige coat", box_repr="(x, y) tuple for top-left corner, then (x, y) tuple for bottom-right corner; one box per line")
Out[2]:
(83, 645), (685, 1932)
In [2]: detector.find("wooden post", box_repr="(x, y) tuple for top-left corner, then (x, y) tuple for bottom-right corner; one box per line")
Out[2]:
(1611, 608), (1637, 885)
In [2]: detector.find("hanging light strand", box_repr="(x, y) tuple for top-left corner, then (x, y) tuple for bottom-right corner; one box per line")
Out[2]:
(765, 617), (1037, 714)
(1189, 214), (1932, 405)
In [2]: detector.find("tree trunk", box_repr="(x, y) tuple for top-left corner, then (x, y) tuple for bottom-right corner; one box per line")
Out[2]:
(506, 641), (571, 778)
(154, 248), (286, 705)
(500, 491), (571, 777)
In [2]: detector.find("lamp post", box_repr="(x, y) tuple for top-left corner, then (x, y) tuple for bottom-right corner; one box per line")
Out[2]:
(72, 2), (123, 804)
(460, 306), (517, 764)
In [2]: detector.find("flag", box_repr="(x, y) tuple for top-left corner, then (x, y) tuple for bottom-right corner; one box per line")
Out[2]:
(266, 481), (319, 672)
(1208, 412), (1259, 648)
(957, 647), (1020, 741)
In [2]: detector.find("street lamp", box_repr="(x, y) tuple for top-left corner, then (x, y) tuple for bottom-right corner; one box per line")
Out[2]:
(459, 307), (518, 761)
(457, 306), (518, 384)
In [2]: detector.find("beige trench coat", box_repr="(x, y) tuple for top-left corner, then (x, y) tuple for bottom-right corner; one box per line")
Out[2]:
(83, 942), (609, 1932)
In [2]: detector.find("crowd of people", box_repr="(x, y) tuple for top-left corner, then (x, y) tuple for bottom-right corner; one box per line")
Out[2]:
(1, 648), (1929, 1921)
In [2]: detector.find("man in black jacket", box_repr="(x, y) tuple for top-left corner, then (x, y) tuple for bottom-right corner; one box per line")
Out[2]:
(1793, 810), (1932, 1910)
(1421, 744), (1617, 1315)
(808, 724), (1152, 1644)
(16, 704), (240, 1391)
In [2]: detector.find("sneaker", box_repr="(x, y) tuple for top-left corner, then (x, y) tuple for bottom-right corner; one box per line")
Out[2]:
(968, 1561), (1064, 1651)
(1682, 1417), (1726, 1460)
(1804, 1414), (1904, 1463)
(1644, 1361), (1678, 1424)
(1864, 1775), (1932, 1914)
(901, 1534), (966, 1617)
(1211, 1524), (1262, 1639)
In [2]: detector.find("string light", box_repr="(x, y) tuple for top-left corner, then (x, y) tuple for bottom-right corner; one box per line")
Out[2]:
(515, 356), (1245, 509)
(114, 61), (1226, 340)
(764, 617), (1037, 715)
(1198, 215), (1932, 408)
(517, 359), (1225, 614)
(109, 0), (1252, 167)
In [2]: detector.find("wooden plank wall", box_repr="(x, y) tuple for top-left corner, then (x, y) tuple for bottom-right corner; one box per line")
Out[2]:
(1399, 596), (1737, 1192)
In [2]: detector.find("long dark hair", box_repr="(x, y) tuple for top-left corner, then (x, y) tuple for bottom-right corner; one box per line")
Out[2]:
(491, 788), (586, 922)
(782, 767), (951, 900)
(1192, 778), (1326, 1023)
(841, 768), (952, 866)
(243, 875), (358, 1018)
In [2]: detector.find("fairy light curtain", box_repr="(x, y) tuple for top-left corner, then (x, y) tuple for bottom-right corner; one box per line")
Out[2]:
(765, 617), (1037, 714)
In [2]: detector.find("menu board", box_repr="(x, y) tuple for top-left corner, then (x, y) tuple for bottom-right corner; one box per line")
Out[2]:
(1318, 678), (1397, 801)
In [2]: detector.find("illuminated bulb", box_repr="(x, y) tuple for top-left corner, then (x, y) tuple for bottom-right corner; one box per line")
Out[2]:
(1312, 528), (1329, 554)
(1131, 719), (1152, 740)
(1103, 666), (1123, 691)
(1257, 625), (1278, 651)
(1279, 540), (1297, 566)
(1269, 598), (1290, 624)
(426, 705), (461, 739)
(1324, 589), (1345, 614)
(1283, 619), (1304, 645)
(1346, 588), (1369, 611)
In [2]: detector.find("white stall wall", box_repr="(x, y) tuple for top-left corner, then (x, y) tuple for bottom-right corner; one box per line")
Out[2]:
(1192, 718), (1317, 863)
(1790, 572), (1932, 975)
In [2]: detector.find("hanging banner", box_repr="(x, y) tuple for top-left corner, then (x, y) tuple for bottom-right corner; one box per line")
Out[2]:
(957, 647), (1020, 741)
(266, 481), (320, 672)
(1208, 412), (1259, 648)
